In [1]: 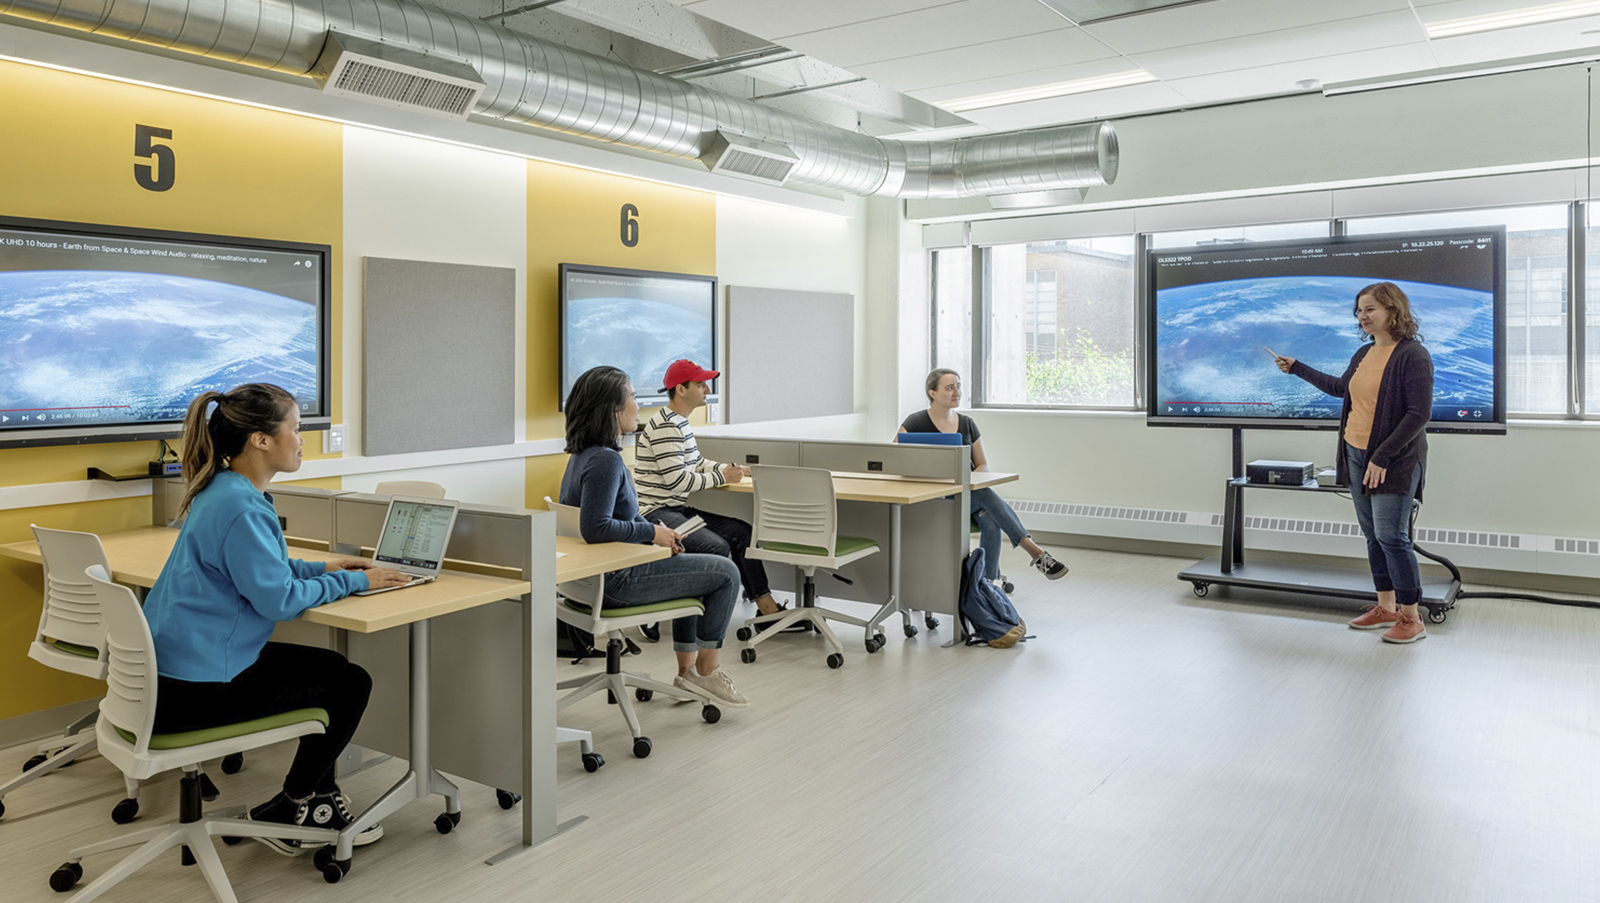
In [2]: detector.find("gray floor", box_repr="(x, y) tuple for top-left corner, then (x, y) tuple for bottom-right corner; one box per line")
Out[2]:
(3, 545), (1598, 903)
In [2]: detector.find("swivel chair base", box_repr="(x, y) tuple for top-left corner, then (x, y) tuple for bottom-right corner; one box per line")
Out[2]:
(556, 637), (721, 759)
(737, 572), (879, 668)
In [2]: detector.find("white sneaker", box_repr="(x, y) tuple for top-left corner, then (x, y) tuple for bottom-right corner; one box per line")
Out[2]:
(678, 667), (750, 708)
(1032, 552), (1068, 580)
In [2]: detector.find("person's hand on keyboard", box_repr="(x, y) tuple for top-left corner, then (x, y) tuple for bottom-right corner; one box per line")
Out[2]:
(362, 568), (413, 590)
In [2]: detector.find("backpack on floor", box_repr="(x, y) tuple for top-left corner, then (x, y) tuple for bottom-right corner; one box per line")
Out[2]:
(958, 548), (1027, 648)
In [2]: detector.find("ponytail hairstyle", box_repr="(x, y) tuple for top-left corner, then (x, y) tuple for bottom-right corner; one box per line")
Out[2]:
(179, 383), (298, 513)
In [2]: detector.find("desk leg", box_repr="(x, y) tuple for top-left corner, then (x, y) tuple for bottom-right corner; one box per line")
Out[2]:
(866, 502), (904, 639)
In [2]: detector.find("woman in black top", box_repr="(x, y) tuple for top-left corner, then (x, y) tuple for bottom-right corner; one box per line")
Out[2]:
(899, 368), (1067, 585)
(1274, 282), (1433, 644)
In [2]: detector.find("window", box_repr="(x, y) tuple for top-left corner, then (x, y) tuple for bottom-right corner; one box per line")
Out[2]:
(983, 237), (1136, 407)
(930, 247), (972, 384)
(1586, 207), (1600, 414)
(1346, 206), (1568, 414)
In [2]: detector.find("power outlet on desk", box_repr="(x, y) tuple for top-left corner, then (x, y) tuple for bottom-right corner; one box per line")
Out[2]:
(323, 424), (346, 454)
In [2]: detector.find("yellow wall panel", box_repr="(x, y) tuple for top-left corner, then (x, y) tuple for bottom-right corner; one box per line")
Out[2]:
(525, 163), (715, 507)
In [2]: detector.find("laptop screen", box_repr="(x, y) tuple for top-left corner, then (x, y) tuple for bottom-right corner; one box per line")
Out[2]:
(373, 500), (456, 570)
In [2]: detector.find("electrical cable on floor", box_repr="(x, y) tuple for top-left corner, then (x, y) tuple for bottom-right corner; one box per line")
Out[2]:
(1414, 542), (1600, 609)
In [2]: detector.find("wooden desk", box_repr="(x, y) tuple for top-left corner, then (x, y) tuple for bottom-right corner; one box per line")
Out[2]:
(555, 535), (668, 583)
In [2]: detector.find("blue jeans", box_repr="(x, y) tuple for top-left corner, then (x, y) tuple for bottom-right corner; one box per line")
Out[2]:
(1346, 444), (1423, 608)
(650, 506), (770, 600)
(603, 552), (741, 653)
(971, 487), (1030, 581)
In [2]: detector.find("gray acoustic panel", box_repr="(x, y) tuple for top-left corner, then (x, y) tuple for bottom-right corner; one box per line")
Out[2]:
(725, 286), (853, 424)
(364, 257), (515, 455)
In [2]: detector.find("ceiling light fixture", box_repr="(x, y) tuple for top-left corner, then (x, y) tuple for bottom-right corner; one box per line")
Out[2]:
(1425, 0), (1600, 38)
(940, 69), (1156, 112)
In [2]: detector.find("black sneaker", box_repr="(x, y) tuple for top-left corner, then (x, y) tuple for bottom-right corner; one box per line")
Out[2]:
(246, 792), (310, 856)
(1032, 552), (1068, 580)
(754, 604), (808, 633)
(303, 788), (384, 846)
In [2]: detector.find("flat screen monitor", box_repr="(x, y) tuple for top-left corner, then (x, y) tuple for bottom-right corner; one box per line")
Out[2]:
(559, 263), (717, 409)
(1146, 228), (1506, 434)
(0, 216), (331, 448)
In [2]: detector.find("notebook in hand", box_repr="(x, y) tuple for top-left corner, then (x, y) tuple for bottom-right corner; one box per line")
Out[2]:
(352, 496), (461, 596)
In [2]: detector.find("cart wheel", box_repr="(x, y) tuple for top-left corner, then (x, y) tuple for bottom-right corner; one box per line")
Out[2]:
(1427, 607), (1447, 624)
(735, 626), (753, 642)
(23, 754), (48, 772)
(635, 688), (654, 703)
(111, 798), (139, 824)
(702, 704), (721, 724)
(1192, 582), (1210, 598)
(50, 862), (83, 893)
(434, 810), (460, 834)
(582, 752), (604, 773)
(740, 647), (756, 664)
(826, 653), (844, 669)
(924, 614), (939, 630)
(632, 737), (652, 758)
(496, 789), (521, 810)
(314, 846), (350, 883)
(220, 753), (244, 775)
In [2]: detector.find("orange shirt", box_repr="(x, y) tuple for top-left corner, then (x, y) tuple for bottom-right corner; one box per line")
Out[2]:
(1344, 343), (1396, 450)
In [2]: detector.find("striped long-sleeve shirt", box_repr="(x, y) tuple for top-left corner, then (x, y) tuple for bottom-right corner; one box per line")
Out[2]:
(634, 408), (725, 515)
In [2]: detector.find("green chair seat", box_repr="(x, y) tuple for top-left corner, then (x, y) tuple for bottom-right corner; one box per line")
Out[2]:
(563, 598), (703, 618)
(117, 707), (329, 750)
(47, 639), (99, 658)
(761, 535), (878, 558)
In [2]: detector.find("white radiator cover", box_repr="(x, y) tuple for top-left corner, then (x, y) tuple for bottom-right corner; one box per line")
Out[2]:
(1011, 498), (1600, 580)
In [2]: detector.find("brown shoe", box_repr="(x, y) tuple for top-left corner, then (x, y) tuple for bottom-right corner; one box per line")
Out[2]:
(1381, 613), (1427, 644)
(1348, 605), (1400, 630)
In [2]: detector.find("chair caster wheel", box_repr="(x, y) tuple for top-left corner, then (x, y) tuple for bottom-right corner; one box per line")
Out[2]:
(496, 790), (521, 809)
(111, 798), (139, 824)
(903, 624), (918, 638)
(221, 835), (244, 845)
(0, 799), (7, 820)
(925, 615), (939, 629)
(582, 752), (605, 773)
(632, 737), (653, 758)
(606, 690), (617, 705)
(1001, 579), (1015, 594)
(827, 653), (844, 669)
(220, 753), (244, 774)
(199, 772), (220, 802)
(49, 862), (83, 892)
(740, 648), (756, 663)
(434, 810), (461, 834)
(635, 688), (654, 702)
(314, 846), (350, 883)
(735, 626), (753, 642)
(1427, 607), (1447, 624)
(865, 634), (885, 653)
(702, 704), (721, 724)
(23, 754), (48, 772)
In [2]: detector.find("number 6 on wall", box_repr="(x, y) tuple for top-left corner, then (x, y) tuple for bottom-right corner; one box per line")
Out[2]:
(621, 203), (639, 247)
(134, 125), (175, 192)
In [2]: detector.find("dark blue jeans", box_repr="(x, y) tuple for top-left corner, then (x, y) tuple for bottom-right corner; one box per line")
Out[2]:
(1345, 443), (1423, 608)
(603, 552), (741, 653)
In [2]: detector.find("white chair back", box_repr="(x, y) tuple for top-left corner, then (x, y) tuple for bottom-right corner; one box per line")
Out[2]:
(374, 480), (447, 499)
(546, 498), (603, 610)
(29, 525), (113, 679)
(86, 565), (157, 757)
(750, 465), (838, 553)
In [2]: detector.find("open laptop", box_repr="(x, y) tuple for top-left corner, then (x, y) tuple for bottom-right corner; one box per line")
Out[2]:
(352, 496), (461, 596)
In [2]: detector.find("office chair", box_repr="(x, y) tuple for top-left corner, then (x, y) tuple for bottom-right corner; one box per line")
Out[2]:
(45, 566), (341, 903)
(546, 500), (721, 759)
(373, 480), (447, 499)
(740, 465), (882, 669)
(0, 527), (234, 824)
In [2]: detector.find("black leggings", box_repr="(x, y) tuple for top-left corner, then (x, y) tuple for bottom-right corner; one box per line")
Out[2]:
(153, 642), (372, 798)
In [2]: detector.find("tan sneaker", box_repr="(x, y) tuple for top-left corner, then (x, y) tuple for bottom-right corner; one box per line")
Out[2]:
(1381, 613), (1427, 644)
(1348, 605), (1400, 630)
(679, 667), (750, 708)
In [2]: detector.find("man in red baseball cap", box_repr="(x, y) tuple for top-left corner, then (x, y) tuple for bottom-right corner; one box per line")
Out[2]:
(636, 360), (793, 643)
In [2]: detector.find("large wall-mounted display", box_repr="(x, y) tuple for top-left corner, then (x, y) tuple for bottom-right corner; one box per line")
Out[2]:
(0, 216), (331, 448)
(1146, 228), (1506, 434)
(559, 263), (716, 409)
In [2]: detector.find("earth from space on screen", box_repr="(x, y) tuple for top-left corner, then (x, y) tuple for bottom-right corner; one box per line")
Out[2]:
(1155, 275), (1494, 420)
(0, 270), (317, 426)
(565, 296), (713, 399)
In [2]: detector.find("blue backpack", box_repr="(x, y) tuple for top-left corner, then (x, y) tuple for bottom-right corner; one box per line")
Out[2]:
(959, 548), (1027, 648)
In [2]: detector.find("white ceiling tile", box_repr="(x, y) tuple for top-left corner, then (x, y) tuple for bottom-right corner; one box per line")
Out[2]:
(1131, 11), (1427, 80)
(1426, 16), (1600, 66)
(1411, 0), (1576, 15)
(1169, 43), (1439, 102)
(907, 58), (1139, 104)
(779, 0), (1084, 69)
(1085, 0), (1413, 54)
(852, 28), (1121, 93)
(957, 81), (1193, 130)
(674, 0), (954, 42)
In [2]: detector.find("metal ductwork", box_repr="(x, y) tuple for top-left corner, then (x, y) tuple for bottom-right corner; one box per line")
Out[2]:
(0, 0), (1119, 198)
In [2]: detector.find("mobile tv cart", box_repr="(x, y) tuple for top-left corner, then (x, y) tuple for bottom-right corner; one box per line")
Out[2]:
(1178, 429), (1460, 624)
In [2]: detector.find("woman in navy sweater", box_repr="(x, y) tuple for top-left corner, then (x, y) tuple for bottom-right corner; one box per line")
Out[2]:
(559, 366), (750, 708)
(1275, 282), (1434, 644)
(144, 384), (409, 853)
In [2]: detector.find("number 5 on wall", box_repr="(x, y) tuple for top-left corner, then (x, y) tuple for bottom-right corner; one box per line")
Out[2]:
(134, 125), (175, 192)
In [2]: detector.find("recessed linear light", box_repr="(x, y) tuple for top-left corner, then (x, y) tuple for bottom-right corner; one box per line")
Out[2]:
(1426, 0), (1600, 39)
(939, 70), (1157, 112)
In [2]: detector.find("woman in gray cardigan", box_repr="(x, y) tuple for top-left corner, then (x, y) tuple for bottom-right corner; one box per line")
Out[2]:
(1274, 282), (1434, 645)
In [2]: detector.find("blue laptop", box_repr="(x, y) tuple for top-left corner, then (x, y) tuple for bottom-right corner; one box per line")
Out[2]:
(895, 432), (964, 447)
